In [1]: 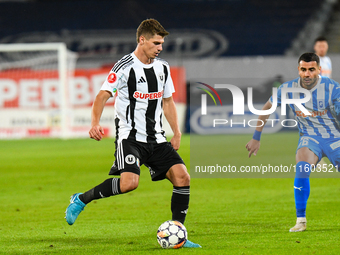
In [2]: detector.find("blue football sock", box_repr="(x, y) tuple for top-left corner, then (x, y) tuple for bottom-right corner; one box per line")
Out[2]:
(294, 161), (311, 217)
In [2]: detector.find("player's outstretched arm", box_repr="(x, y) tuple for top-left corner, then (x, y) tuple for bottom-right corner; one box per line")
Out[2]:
(89, 90), (112, 141)
(245, 101), (272, 158)
(163, 96), (181, 150)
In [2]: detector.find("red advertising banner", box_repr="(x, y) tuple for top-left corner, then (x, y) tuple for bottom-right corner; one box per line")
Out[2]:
(0, 67), (186, 108)
(0, 66), (186, 138)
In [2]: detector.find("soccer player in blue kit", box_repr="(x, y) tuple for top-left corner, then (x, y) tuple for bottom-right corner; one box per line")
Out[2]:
(246, 53), (340, 232)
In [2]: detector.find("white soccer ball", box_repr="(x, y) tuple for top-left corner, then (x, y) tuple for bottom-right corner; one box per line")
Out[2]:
(157, 220), (187, 249)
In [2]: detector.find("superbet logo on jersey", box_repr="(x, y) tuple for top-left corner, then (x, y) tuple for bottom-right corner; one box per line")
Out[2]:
(107, 73), (117, 83)
(133, 91), (164, 100)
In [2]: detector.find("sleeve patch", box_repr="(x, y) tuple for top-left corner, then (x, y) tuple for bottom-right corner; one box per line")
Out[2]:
(107, 73), (117, 83)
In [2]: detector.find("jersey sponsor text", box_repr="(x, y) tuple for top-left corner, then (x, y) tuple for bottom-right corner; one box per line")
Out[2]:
(296, 109), (328, 118)
(133, 91), (164, 100)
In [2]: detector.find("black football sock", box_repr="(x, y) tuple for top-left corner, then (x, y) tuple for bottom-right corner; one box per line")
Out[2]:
(79, 178), (121, 204)
(171, 186), (190, 224)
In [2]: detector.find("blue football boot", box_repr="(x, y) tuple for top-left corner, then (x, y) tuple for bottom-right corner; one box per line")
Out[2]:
(65, 193), (86, 225)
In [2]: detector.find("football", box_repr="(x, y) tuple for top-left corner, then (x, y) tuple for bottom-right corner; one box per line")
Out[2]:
(157, 220), (188, 249)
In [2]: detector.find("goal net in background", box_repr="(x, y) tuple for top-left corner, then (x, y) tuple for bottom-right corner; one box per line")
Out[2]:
(0, 43), (187, 140)
(0, 43), (116, 139)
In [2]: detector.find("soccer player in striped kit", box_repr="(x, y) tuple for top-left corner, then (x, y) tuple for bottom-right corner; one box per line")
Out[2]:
(246, 53), (340, 232)
(65, 19), (200, 248)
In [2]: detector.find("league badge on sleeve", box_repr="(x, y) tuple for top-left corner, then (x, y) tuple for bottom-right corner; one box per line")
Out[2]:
(107, 73), (117, 83)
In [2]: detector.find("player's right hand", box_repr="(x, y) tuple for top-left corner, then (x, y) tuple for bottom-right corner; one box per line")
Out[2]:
(245, 139), (260, 158)
(89, 125), (104, 141)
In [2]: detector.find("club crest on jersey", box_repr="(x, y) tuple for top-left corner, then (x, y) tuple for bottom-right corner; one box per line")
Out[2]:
(125, 154), (136, 165)
(318, 100), (325, 110)
(158, 73), (164, 82)
(107, 73), (117, 83)
(133, 91), (163, 100)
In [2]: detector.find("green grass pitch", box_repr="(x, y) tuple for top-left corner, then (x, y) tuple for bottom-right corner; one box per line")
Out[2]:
(1, 133), (340, 254)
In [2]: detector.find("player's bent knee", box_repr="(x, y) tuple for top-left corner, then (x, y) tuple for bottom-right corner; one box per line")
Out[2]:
(295, 161), (311, 179)
(168, 165), (190, 186)
(182, 171), (190, 186)
(176, 172), (190, 186)
(120, 181), (138, 193)
(120, 172), (139, 193)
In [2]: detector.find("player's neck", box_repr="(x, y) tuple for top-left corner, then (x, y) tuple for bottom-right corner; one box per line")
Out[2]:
(133, 48), (153, 65)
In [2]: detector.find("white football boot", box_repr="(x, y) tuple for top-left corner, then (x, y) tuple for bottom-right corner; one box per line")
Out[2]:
(289, 217), (307, 232)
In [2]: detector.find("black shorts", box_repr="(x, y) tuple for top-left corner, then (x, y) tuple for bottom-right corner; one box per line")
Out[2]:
(109, 139), (185, 181)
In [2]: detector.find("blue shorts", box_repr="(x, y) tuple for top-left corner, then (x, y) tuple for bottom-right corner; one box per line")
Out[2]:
(297, 135), (340, 167)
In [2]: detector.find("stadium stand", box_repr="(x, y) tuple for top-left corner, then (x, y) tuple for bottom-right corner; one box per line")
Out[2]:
(324, 0), (340, 53)
(0, 0), (322, 57)
(286, 0), (337, 55)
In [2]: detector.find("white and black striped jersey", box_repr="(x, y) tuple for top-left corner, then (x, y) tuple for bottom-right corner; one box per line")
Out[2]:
(100, 52), (175, 143)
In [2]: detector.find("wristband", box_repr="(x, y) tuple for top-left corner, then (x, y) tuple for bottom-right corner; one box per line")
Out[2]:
(252, 130), (262, 141)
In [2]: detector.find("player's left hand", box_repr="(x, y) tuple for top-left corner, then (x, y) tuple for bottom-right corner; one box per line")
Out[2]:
(170, 133), (181, 151)
(245, 139), (260, 158)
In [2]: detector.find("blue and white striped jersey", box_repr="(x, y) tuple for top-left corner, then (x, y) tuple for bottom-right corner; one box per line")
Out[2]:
(270, 75), (340, 138)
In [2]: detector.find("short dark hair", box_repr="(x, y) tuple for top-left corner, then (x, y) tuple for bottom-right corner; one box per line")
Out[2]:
(136, 19), (169, 43)
(314, 36), (327, 43)
(298, 52), (320, 66)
